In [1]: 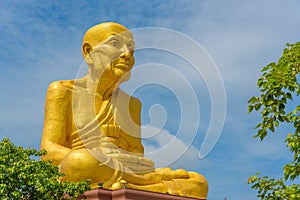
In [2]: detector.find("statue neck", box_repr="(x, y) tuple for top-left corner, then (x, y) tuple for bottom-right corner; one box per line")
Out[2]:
(86, 69), (120, 100)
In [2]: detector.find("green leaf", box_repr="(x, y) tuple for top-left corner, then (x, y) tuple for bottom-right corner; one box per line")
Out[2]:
(248, 96), (259, 104)
(286, 92), (293, 100)
(255, 103), (262, 111)
(248, 105), (254, 113)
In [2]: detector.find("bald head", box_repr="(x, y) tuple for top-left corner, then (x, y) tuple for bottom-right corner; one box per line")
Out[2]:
(82, 22), (133, 58)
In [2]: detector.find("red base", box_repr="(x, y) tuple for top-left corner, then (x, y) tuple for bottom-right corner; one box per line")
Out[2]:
(77, 188), (205, 200)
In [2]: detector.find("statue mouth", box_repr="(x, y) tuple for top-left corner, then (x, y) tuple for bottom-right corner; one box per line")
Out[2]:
(114, 62), (130, 71)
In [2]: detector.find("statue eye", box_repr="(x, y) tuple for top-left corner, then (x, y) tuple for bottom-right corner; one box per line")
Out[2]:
(129, 48), (134, 54)
(110, 39), (120, 48)
(127, 44), (135, 54)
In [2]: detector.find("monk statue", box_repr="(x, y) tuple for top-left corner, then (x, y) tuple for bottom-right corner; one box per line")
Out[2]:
(40, 22), (208, 199)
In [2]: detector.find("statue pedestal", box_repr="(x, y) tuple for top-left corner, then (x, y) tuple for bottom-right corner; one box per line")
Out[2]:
(76, 188), (206, 200)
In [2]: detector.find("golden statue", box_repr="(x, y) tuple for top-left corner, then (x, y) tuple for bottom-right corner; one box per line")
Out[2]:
(40, 22), (208, 199)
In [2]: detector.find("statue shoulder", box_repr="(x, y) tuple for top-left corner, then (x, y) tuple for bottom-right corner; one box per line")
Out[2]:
(48, 80), (75, 90)
(47, 80), (75, 96)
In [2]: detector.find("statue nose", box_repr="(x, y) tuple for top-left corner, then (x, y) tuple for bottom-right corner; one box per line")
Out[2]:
(120, 46), (131, 60)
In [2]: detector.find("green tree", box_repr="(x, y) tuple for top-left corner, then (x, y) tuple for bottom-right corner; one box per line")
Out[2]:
(0, 138), (90, 200)
(248, 42), (300, 199)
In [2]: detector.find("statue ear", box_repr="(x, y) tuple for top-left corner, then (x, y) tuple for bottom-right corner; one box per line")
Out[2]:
(82, 43), (93, 64)
(82, 43), (92, 55)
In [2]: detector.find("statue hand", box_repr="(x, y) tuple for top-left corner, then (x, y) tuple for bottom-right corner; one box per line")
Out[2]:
(108, 153), (155, 172)
(122, 167), (190, 185)
(101, 124), (120, 138)
(91, 145), (155, 173)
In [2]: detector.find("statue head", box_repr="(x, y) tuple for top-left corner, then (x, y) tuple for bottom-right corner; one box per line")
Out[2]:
(82, 22), (135, 80)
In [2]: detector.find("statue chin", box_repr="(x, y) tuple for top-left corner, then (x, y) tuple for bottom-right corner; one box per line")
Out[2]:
(112, 68), (131, 82)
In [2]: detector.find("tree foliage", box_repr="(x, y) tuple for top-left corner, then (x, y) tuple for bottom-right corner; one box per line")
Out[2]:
(248, 42), (300, 199)
(0, 138), (90, 200)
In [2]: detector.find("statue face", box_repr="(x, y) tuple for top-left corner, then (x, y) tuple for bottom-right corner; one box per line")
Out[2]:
(88, 31), (135, 79)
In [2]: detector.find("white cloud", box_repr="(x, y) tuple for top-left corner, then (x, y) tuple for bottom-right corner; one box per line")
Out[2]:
(142, 126), (211, 170)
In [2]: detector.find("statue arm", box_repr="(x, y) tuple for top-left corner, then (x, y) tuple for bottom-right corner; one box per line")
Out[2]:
(40, 81), (72, 165)
(127, 97), (144, 155)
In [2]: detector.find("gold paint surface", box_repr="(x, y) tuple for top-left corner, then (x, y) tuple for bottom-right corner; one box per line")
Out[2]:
(40, 22), (208, 199)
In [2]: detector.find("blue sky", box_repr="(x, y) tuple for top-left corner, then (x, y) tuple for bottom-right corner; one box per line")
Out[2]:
(1, 0), (300, 199)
